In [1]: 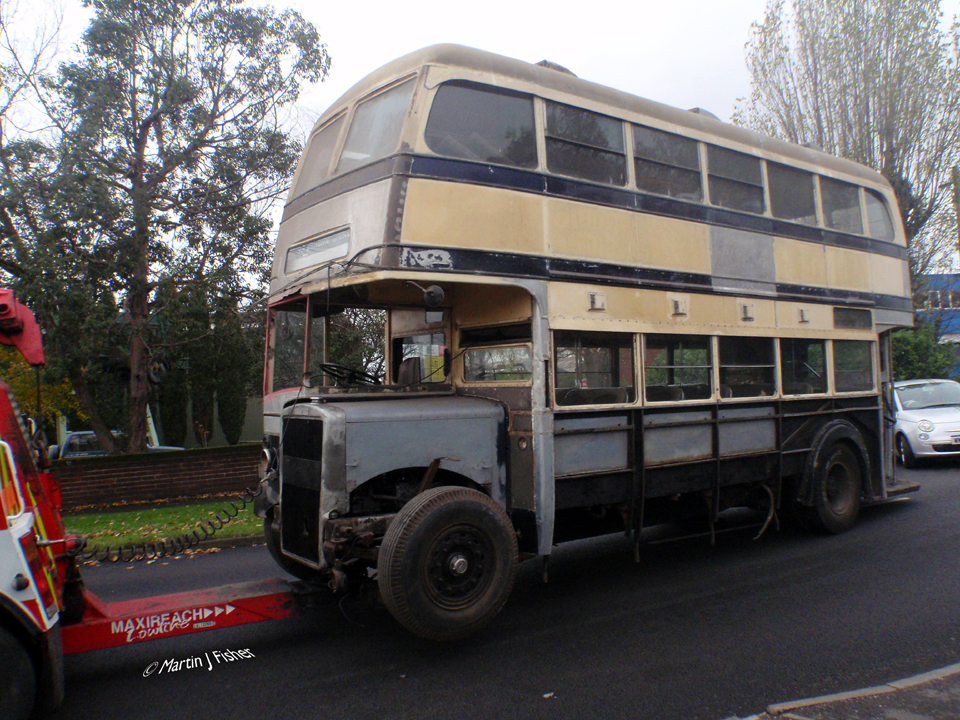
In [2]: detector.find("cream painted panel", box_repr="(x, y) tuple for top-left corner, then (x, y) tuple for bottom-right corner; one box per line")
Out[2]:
(545, 199), (635, 262)
(455, 285), (532, 327)
(774, 238), (827, 287)
(400, 179), (544, 254)
(869, 253), (907, 297)
(825, 246), (871, 292)
(775, 302), (834, 332)
(271, 180), (392, 297)
(634, 213), (712, 275)
(546, 198), (712, 275)
(547, 284), (778, 333)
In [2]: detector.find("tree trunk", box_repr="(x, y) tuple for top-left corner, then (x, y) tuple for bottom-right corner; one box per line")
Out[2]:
(126, 186), (151, 453)
(67, 367), (119, 454)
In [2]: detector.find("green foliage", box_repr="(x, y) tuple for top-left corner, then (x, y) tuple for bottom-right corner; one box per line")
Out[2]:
(0, 0), (330, 452)
(157, 367), (188, 447)
(214, 301), (253, 445)
(736, 0), (960, 284)
(0, 346), (85, 427)
(328, 309), (386, 379)
(891, 325), (956, 380)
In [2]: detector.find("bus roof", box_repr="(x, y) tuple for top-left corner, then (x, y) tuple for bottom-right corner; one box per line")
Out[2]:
(315, 44), (887, 188)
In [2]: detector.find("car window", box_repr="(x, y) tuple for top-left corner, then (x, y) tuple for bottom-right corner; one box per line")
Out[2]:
(895, 381), (960, 410)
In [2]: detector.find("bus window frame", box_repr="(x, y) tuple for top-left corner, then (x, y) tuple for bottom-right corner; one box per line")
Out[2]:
(831, 339), (877, 394)
(335, 75), (418, 177)
(460, 342), (534, 385)
(552, 329), (637, 408)
(641, 333), (715, 404)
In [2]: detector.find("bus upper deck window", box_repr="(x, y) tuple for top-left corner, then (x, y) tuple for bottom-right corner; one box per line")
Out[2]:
(545, 101), (626, 186)
(768, 162), (816, 225)
(425, 81), (536, 169)
(821, 177), (863, 234)
(864, 189), (895, 241)
(292, 115), (345, 198)
(707, 145), (764, 215)
(337, 79), (416, 175)
(633, 125), (702, 202)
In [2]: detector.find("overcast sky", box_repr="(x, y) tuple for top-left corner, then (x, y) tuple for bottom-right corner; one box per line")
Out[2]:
(291, 0), (771, 130)
(41, 0), (770, 135)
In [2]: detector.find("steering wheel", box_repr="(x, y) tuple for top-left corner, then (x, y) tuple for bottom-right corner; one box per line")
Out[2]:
(318, 362), (381, 387)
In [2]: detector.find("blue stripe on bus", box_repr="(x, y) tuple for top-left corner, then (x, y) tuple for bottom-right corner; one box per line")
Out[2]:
(282, 153), (909, 263)
(395, 244), (913, 314)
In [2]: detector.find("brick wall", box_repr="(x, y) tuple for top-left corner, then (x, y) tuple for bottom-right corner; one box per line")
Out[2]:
(53, 444), (261, 509)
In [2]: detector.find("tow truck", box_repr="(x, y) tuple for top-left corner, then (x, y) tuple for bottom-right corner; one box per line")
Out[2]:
(0, 290), (321, 720)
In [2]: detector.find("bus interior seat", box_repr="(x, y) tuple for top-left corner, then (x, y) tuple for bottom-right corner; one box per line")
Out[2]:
(645, 385), (684, 402)
(397, 357), (421, 386)
(557, 387), (628, 406)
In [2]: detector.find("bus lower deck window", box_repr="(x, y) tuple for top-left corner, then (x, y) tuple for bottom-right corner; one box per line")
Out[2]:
(554, 331), (635, 406)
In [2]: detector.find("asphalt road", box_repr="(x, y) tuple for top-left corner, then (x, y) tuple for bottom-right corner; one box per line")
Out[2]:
(53, 464), (960, 720)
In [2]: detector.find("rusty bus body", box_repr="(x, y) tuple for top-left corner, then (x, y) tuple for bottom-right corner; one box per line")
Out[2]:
(257, 45), (915, 639)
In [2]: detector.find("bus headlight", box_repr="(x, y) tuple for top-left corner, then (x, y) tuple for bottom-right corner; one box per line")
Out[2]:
(918, 420), (935, 432)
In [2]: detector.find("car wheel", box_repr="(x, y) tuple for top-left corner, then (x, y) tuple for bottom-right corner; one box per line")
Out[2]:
(896, 434), (917, 469)
(377, 486), (517, 641)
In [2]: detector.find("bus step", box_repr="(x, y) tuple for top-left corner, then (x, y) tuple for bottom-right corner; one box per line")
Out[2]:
(884, 479), (921, 498)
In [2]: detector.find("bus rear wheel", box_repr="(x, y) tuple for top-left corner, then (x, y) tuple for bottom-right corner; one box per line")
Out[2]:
(377, 486), (517, 641)
(807, 443), (861, 534)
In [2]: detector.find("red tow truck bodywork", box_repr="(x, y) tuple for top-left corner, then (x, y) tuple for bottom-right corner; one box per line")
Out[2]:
(0, 290), (310, 719)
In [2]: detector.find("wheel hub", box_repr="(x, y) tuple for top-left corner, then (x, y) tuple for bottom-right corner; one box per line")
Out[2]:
(424, 525), (491, 609)
(448, 554), (469, 576)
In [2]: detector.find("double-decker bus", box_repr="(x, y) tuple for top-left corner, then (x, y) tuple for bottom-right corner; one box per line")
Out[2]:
(256, 45), (916, 641)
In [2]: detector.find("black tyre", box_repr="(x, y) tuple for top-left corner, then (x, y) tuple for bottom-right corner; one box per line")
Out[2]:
(896, 434), (917, 469)
(807, 443), (862, 534)
(377, 486), (518, 641)
(264, 511), (322, 581)
(0, 626), (36, 720)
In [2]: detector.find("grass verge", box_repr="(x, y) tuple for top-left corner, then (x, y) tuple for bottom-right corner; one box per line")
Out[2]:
(62, 499), (263, 549)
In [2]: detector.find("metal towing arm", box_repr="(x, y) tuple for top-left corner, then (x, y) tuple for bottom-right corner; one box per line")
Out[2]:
(0, 290), (321, 720)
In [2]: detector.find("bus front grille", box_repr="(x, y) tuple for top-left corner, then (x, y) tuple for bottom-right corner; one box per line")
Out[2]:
(280, 418), (323, 563)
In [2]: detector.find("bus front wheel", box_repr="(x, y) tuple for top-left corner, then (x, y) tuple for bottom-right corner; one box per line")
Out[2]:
(377, 486), (517, 641)
(807, 443), (861, 534)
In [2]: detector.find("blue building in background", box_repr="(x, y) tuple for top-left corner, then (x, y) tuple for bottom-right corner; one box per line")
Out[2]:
(919, 273), (960, 376)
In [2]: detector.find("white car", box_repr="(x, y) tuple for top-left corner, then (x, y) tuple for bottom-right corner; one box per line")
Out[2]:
(893, 378), (960, 467)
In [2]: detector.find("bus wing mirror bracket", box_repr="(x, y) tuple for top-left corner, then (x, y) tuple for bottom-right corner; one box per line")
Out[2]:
(405, 280), (445, 308)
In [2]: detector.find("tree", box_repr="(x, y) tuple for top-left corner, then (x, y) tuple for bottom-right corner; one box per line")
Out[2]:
(1, 0), (330, 451)
(891, 324), (956, 379)
(735, 0), (960, 284)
